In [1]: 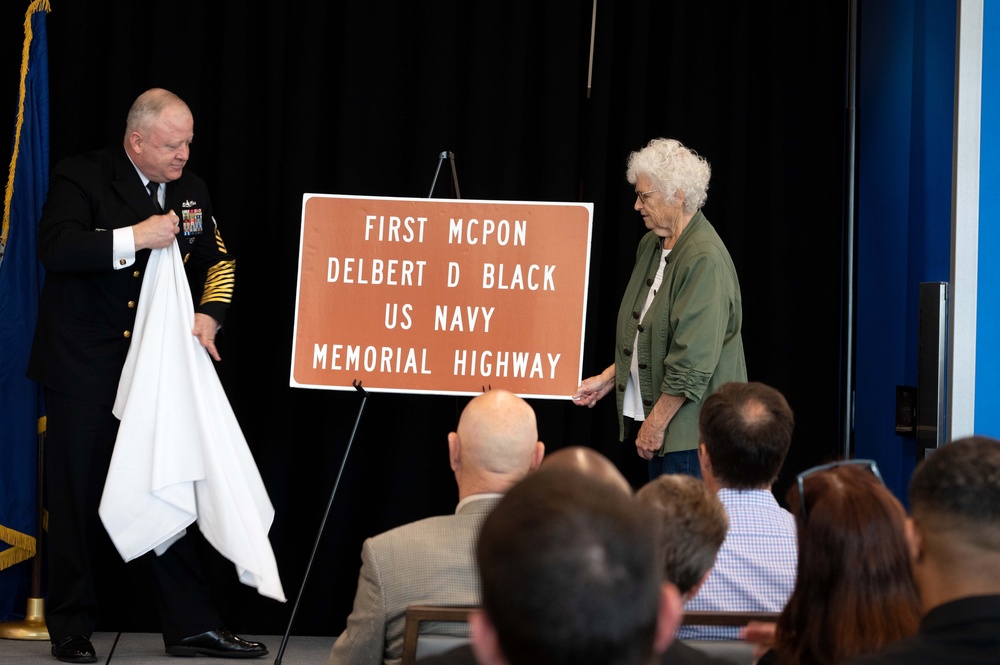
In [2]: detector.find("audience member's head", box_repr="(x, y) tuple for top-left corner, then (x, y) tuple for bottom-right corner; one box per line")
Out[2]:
(698, 381), (794, 490)
(448, 389), (544, 499)
(636, 474), (727, 599)
(906, 435), (1000, 611)
(471, 467), (681, 665)
(773, 462), (919, 664)
(541, 446), (633, 496)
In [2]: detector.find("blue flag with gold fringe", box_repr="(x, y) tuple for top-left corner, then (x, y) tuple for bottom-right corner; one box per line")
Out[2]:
(0, 0), (50, 622)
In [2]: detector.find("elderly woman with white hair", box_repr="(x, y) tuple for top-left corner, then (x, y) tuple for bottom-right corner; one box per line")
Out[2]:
(573, 138), (746, 481)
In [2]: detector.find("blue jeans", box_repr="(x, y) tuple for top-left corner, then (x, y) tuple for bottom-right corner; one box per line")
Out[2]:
(624, 417), (703, 482)
(647, 447), (702, 482)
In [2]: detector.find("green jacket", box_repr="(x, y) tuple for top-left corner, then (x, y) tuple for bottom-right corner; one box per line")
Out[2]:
(614, 211), (747, 454)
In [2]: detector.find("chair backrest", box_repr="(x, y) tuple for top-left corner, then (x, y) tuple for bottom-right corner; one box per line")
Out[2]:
(399, 607), (779, 665)
(681, 610), (780, 626)
(679, 611), (780, 665)
(401, 605), (475, 665)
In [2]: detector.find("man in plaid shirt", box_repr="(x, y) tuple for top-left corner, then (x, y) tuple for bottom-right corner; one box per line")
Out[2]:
(678, 382), (797, 641)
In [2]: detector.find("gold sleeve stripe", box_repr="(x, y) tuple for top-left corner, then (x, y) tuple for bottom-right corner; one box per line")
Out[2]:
(201, 223), (234, 306)
(201, 259), (235, 305)
(214, 226), (228, 253)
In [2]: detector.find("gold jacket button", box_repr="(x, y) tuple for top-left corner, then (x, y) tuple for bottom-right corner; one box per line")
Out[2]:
(132, 270), (140, 278)
(127, 301), (136, 308)
(123, 330), (131, 339)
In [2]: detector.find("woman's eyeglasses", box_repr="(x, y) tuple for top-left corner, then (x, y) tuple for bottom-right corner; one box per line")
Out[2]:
(796, 458), (884, 519)
(635, 188), (659, 203)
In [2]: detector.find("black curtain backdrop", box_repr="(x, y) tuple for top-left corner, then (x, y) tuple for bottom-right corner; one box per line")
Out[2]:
(3, 0), (848, 637)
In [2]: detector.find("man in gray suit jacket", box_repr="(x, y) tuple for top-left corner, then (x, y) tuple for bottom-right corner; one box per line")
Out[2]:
(327, 389), (544, 665)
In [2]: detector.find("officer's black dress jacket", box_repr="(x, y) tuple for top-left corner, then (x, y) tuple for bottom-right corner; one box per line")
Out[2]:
(28, 145), (233, 406)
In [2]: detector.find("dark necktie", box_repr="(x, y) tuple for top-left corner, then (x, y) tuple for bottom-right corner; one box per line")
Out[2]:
(147, 181), (163, 213)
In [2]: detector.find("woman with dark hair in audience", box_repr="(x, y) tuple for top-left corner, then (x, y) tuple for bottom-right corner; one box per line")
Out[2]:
(751, 461), (920, 665)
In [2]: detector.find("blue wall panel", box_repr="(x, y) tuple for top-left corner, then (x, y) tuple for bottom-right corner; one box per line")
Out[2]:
(977, 2), (1000, 434)
(856, 0), (955, 501)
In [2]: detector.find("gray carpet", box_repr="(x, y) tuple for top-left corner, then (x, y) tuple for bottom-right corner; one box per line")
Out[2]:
(0, 633), (335, 664)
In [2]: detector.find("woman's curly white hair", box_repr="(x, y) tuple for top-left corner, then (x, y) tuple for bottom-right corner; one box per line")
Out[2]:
(626, 138), (712, 214)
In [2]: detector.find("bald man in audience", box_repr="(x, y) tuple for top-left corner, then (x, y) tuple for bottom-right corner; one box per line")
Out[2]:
(541, 446), (633, 494)
(844, 435), (1000, 665)
(327, 389), (544, 665)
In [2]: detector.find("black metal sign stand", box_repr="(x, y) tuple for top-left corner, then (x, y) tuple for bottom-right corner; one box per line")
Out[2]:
(274, 380), (368, 664)
(428, 151), (461, 199)
(277, 150), (462, 662)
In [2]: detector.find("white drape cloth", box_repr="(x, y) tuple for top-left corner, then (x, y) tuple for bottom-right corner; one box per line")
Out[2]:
(99, 242), (286, 603)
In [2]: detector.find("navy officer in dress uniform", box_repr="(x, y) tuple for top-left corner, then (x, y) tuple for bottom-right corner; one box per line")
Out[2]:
(28, 88), (263, 662)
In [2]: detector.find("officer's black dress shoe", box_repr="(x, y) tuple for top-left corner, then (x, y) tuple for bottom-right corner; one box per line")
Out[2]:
(51, 635), (97, 663)
(165, 628), (268, 658)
